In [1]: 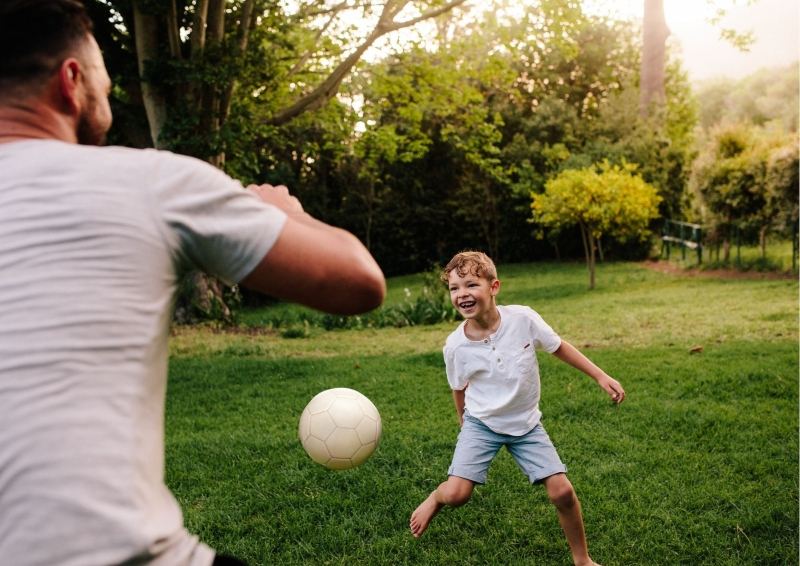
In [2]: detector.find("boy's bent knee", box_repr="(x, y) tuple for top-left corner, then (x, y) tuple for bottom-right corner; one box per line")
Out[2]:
(544, 474), (576, 509)
(438, 477), (474, 507)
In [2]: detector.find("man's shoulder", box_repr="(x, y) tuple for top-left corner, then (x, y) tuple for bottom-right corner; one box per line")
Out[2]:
(100, 145), (208, 170)
(2, 140), (201, 172)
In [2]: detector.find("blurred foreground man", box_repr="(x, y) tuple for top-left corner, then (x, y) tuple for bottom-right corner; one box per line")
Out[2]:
(0, 2), (385, 564)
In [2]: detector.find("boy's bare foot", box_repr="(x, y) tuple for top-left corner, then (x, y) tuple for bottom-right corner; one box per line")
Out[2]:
(409, 492), (443, 538)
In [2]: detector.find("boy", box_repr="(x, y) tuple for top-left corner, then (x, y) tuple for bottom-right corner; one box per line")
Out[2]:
(409, 251), (624, 566)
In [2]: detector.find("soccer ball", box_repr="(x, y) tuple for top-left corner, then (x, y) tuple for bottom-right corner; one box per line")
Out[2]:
(298, 388), (382, 470)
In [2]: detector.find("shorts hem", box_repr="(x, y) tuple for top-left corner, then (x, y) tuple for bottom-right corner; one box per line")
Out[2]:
(447, 469), (485, 485)
(529, 464), (568, 484)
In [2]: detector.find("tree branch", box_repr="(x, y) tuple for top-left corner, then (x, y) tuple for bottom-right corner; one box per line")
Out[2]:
(286, 1), (348, 78)
(291, 0), (373, 21)
(383, 0), (467, 33)
(268, 0), (468, 126)
(166, 0), (182, 59)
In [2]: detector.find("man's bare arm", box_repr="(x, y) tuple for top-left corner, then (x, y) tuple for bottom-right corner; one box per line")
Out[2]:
(241, 184), (385, 315)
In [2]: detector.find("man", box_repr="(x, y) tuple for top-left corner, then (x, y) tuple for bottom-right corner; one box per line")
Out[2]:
(0, 1), (385, 565)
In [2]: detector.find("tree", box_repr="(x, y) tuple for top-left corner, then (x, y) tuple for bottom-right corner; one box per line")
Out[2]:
(758, 139), (799, 257)
(640, 0), (756, 116)
(121, 0), (468, 163)
(695, 63), (799, 133)
(640, 0), (669, 113)
(337, 42), (513, 271)
(690, 125), (764, 261)
(91, 0), (469, 320)
(692, 125), (799, 262)
(532, 162), (661, 289)
(763, 141), (800, 252)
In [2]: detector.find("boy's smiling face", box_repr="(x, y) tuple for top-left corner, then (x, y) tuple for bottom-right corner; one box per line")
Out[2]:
(446, 267), (500, 323)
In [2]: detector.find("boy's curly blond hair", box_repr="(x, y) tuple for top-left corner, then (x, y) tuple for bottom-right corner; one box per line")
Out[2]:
(441, 251), (497, 283)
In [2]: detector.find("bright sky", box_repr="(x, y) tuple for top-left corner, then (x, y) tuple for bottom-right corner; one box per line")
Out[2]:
(586, 0), (799, 81)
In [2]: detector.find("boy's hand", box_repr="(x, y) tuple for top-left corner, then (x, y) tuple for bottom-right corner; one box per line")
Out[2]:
(598, 374), (625, 404)
(552, 341), (626, 405)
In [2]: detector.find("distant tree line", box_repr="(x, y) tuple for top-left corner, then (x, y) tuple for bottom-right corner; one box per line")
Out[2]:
(88, 1), (796, 314)
(93, 1), (695, 272)
(690, 64), (799, 263)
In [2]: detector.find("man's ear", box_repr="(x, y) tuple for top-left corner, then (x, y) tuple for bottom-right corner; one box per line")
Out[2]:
(490, 278), (501, 296)
(57, 59), (81, 114)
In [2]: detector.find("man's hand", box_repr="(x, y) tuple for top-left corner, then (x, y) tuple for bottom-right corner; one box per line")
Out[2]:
(240, 181), (386, 315)
(247, 183), (304, 215)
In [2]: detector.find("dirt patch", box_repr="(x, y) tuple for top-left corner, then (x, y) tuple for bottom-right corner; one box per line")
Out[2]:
(639, 260), (797, 281)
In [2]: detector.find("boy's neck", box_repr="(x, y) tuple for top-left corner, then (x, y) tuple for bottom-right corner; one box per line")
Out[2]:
(464, 306), (501, 341)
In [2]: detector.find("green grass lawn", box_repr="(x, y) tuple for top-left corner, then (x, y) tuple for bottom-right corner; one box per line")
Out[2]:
(166, 261), (798, 565)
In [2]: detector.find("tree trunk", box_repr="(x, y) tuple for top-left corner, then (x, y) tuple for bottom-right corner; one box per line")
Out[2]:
(132, 1), (167, 148)
(588, 231), (596, 290)
(597, 236), (604, 262)
(219, 0), (257, 126)
(191, 0), (210, 56)
(579, 222), (596, 289)
(552, 240), (561, 261)
(365, 180), (374, 251)
(759, 225), (767, 258)
(198, 0), (225, 164)
(640, 0), (670, 114)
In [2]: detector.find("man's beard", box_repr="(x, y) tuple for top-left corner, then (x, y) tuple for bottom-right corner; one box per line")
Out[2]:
(76, 91), (109, 146)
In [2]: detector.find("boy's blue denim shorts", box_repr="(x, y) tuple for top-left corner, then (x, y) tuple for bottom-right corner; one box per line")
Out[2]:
(448, 413), (567, 485)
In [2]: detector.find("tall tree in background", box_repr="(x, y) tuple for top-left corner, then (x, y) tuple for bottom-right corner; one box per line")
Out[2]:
(640, 0), (669, 113)
(640, 0), (757, 116)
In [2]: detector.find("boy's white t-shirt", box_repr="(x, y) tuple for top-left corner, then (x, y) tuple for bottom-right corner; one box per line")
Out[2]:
(0, 140), (287, 566)
(443, 305), (562, 436)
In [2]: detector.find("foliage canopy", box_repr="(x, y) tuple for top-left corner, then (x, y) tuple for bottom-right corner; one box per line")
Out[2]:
(532, 162), (661, 288)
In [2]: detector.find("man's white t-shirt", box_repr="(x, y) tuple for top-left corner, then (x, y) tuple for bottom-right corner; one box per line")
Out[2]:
(0, 140), (287, 566)
(443, 305), (562, 436)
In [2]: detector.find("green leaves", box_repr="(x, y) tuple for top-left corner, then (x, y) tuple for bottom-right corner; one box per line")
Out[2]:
(692, 124), (798, 239)
(532, 162), (662, 242)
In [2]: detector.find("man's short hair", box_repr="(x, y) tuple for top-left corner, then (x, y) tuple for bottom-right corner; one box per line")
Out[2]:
(0, 0), (93, 97)
(442, 251), (498, 283)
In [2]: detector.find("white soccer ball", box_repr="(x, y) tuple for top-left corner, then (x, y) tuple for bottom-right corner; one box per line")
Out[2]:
(298, 388), (382, 470)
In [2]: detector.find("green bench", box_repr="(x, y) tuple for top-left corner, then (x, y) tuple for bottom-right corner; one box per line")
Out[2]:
(661, 220), (703, 263)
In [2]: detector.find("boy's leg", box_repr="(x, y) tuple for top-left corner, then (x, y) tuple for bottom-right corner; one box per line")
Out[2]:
(543, 473), (597, 566)
(506, 424), (598, 565)
(410, 413), (501, 538)
(409, 475), (474, 538)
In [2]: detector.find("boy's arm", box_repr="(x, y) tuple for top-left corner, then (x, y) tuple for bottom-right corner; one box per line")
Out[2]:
(552, 340), (625, 404)
(452, 387), (466, 426)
